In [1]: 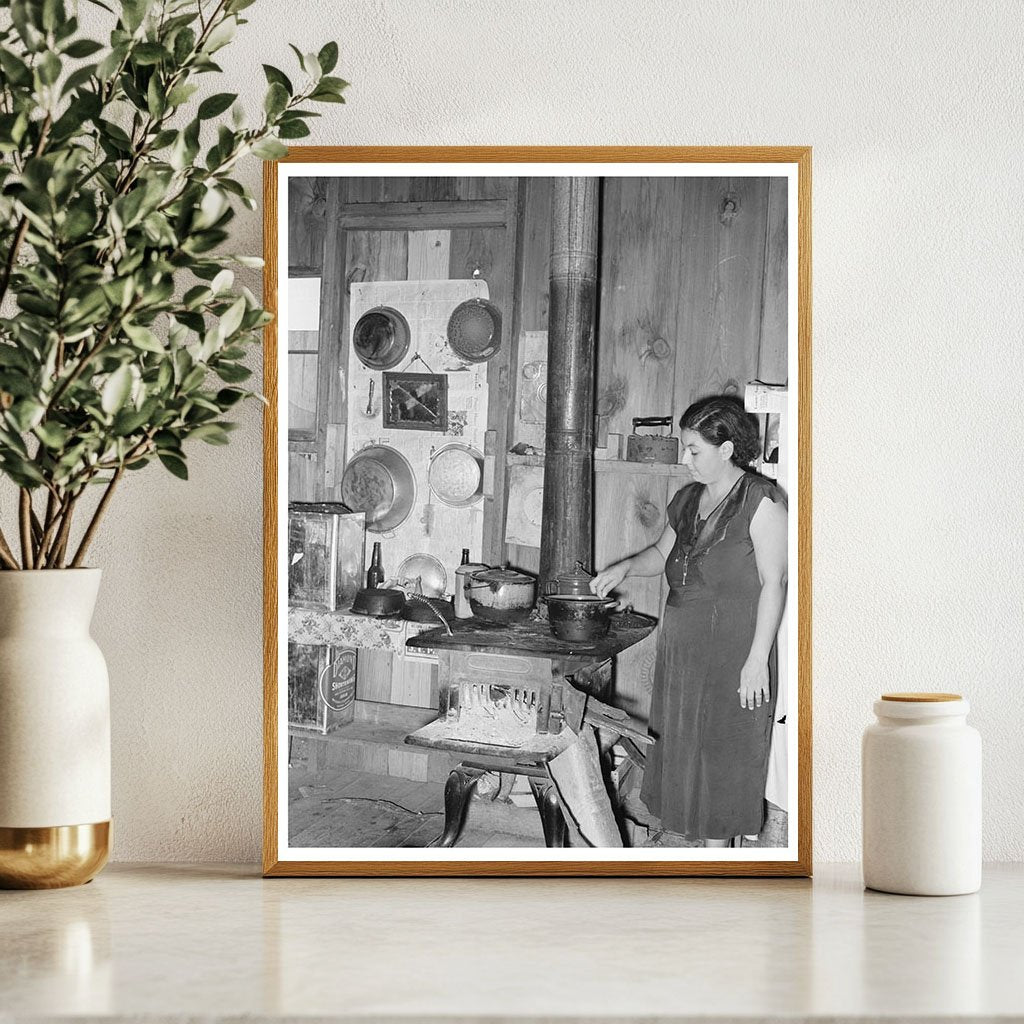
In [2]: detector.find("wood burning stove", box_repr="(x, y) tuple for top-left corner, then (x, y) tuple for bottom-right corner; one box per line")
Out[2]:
(404, 614), (655, 847)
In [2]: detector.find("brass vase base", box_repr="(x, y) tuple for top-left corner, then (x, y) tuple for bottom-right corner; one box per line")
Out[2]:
(0, 821), (110, 889)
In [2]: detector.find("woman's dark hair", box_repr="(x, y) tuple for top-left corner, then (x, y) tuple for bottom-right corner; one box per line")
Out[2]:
(679, 394), (761, 466)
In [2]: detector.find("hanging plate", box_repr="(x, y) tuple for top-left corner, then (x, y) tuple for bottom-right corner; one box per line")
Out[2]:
(446, 298), (502, 363)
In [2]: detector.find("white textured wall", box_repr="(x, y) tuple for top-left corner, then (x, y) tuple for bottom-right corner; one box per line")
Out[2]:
(59, 0), (1024, 862)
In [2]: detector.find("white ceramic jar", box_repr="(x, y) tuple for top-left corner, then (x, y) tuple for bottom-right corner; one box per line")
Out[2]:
(862, 693), (981, 895)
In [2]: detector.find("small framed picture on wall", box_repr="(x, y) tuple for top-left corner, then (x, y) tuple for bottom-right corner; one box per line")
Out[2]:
(382, 371), (448, 432)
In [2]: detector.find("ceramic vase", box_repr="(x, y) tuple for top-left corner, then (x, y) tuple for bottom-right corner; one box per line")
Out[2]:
(0, 569), (111, 888)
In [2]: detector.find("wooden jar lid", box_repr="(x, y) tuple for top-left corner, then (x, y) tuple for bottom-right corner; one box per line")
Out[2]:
(881, 692), (962, 702)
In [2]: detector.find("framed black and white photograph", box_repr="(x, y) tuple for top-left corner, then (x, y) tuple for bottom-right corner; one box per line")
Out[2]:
(382, 371), (448, 432)
(263, 147), (812, 877)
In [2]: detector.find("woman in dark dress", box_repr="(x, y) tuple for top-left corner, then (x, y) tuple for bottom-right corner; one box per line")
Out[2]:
(591, 395), (788, 847)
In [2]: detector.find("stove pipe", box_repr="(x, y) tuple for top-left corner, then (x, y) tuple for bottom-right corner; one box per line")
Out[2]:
(539, 178), (600, 594)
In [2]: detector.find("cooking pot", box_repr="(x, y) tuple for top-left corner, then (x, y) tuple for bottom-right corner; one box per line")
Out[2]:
(465, 566), (536, 623)
(340, 445), (416, 533)
(350, 587), (406, 618)
(543, 594), (619, 643)
(454, 558), (488, 619)
(352, 306), (410, 370)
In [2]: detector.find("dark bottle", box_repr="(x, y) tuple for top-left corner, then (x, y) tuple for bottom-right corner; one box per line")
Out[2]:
(460, 548), (470, 565)
(366, 542), (384, 589)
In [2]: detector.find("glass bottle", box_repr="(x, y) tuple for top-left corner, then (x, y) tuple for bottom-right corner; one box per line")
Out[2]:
(366, 542), (384, 589)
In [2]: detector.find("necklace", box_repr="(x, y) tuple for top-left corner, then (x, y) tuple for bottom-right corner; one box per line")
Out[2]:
(681, 475), (743, 587)
(697, 472), (743, 521)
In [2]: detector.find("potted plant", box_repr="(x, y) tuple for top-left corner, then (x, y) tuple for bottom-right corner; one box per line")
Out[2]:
(0, 0), (345, 887)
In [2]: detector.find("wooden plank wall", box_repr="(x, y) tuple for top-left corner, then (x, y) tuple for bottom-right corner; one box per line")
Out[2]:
(757, 178), (789, 383)
(505, 177), (552, 576)
(287, 177), (328, 274)
(445, 177), (517, 564)
(286, 178), (328, 500)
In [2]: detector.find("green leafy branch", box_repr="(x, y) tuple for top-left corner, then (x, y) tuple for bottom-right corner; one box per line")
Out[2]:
(0, 0), (347, 569)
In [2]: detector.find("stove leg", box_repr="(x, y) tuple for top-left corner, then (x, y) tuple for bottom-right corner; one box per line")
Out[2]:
(529, 777), (568, 848)
(430, 766), (484, 848)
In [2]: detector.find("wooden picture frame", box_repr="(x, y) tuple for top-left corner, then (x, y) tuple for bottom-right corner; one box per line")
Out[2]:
(382, 371), (448, 432)
(264, 147), (812, 877)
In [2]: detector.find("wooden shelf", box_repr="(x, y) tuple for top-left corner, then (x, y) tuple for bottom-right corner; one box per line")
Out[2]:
(506, 451), (694, 479)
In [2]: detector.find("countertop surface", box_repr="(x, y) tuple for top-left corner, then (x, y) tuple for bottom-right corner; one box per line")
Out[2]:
(2, 862), (1021, 1022)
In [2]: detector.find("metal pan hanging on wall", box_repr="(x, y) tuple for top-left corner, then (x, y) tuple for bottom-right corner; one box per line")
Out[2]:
(340, 445), (416, 533)
(352, 306), (411, 370)
(446, 298), (502, 363)
(427, 443), (484, 507)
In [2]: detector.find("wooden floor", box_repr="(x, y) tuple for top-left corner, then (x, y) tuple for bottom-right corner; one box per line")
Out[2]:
(284, 703), (788, 850)
(288, 763), (788, 849)
(288, 765), (548, 848)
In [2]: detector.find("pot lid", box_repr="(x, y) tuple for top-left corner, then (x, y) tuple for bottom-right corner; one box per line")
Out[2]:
(471, 566), (535, 585)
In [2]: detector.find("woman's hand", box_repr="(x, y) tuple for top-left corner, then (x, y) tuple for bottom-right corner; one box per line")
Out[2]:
(738, 656), (770, 710)
(590, 560), (630, 598)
